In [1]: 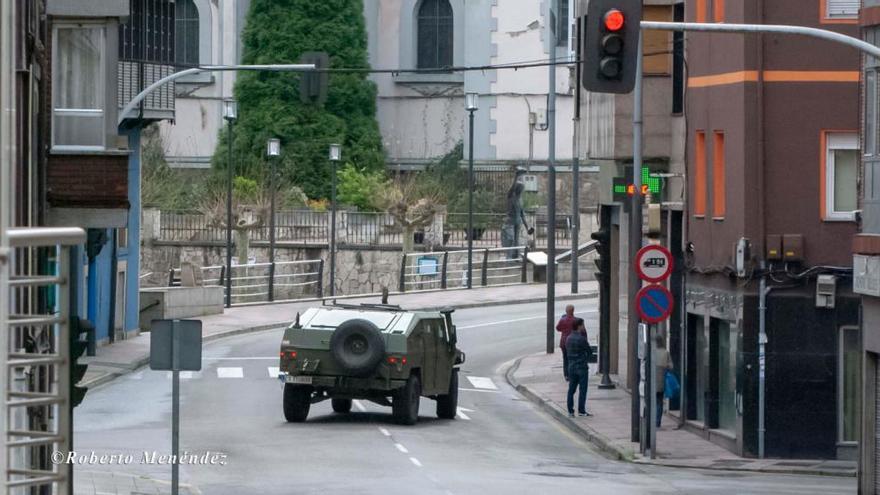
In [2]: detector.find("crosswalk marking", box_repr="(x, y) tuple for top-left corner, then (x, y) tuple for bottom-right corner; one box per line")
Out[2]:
(353, 400), (367, 412)
(465, 376), (498, 390)
(217, 367), (243, 378)
(456, 407), (471, 420)
(165, 371), (200, 379)
(267, 367), (280, 378)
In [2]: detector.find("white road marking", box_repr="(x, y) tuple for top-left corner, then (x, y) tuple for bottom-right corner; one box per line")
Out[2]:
(130, 372), (144, 380)
(455, 407), (471, 420)
(395, 443), (409, 454)
(458, 387), (501, 394)
(466, 376), (498, 390)
(165, 371), (200, 379)
(203, 357), (278, 361)
(216, 367), (243, 378)
(457, 316), (544, 329)
(409, 457), (422, 467)
(353, 400), (367, 412)
(378, 427), (391, 437)
(267, 367), (279, 378)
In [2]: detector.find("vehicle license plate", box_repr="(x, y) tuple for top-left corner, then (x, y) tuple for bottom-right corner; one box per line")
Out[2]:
(287, 375), (312, 384)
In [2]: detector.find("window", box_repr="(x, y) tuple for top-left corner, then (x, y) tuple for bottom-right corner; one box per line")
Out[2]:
(672, 3), (684, 114)
(825, 0), (859, 21)
(695, 0), (707, 23)
(643, 5), (672, 75)
(867, 70), (877, 156)
(53, 25), (105, 150)
(417, 0), (453, 69)
(839, 326), (861, 444)
(555, 0), (569, 48)
(824, 132), (859, 221)
(716, 320), (737, 434)
(175, 0), (199, 66)
(713, 0), (725, 23)
(713, 132), (726, 218)
(694, 131), (707, 216)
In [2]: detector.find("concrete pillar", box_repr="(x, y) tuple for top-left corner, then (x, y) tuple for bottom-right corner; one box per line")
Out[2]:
(142, 208), (161, 242)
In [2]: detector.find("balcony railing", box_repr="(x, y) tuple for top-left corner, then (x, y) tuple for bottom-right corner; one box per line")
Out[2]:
(3, 227), (85, 492)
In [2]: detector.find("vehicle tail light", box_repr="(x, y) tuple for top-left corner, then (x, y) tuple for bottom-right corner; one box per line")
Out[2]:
(289, 351), (297, 359)
(401, 357), (407, 365)
(388, 356), (398, 364)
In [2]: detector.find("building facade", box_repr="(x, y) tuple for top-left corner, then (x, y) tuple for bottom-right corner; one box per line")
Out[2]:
(858, 1), (880, 491)
(683, 0), (859, 459)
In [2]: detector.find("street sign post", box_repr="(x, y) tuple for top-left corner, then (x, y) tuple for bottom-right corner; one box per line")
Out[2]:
(150, 320), (203, 495)
(635, 244), (674, 283)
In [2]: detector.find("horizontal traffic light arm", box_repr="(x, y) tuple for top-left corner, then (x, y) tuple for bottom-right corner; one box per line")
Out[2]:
(641, 21), (880, 59)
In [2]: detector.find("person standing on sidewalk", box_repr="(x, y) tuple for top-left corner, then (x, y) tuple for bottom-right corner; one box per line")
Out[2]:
(654, 332), (673, 428)
(566, 318), (593, 417)
(556, 304), (576, 381)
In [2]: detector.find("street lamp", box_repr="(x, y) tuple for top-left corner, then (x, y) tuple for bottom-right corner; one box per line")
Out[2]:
(222, 99), (237, 308)
(328, 144), (341, 297)
(266, 137), (281, 302)
(465, 92), (478, 289)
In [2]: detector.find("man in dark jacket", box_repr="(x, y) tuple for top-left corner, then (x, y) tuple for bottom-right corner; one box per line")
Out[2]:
(565, 318), (593, 417)
(556, 305), (576, 381)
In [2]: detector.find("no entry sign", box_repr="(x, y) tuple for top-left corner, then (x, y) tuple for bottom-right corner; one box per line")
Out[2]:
(635, 245), (673, 283)
(635, 284), (674, 324)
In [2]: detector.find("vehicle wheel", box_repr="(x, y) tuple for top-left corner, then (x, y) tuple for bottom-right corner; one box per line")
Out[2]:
(283, 384), (311, 422)
(392, 374), (421, 425)
(436, 369), (459, 420)
(331, 398), (352, 414)
(330, 319), (386, 377)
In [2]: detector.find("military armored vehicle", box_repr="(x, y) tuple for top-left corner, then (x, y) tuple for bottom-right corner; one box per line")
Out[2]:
(279, 303), (465, 425)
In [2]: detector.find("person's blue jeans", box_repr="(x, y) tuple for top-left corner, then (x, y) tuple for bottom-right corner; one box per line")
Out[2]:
(567, 366), (589, 414)
(561, 347), (569, 381)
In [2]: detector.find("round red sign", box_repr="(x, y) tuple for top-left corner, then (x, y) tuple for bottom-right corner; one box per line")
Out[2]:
(635, 245), (674, 283)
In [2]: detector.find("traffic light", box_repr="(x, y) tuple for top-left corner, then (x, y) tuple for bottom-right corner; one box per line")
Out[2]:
(582, 0), (642, 94)
(591, 228), (611, 279)
(70, 317), (93, 408)
(299, 51), (329, 105)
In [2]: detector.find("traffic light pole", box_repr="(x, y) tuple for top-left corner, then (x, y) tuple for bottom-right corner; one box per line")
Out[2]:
(546, 0), (557, 355)
(628, 34), (644, 443)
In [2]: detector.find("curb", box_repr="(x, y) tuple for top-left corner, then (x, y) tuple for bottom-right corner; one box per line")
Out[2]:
(81, 293), (596, 391)
(504, 354), (631, 462)
(504, 354), (856, 478)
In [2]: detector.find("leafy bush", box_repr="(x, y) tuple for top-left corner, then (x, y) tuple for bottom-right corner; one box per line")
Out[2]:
(336, 164), (388, 211)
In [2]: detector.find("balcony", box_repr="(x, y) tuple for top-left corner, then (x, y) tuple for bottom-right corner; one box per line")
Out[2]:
(117, 0), (176, 124)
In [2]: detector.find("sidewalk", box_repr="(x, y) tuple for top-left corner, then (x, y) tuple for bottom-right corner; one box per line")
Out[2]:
(506, 352), (857, 478)
(81, 282), (597, 389)
(75, 470), (199, 495)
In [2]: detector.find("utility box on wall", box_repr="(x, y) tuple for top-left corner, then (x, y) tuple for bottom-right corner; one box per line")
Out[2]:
(816, 274), (837, 309)
(783, 234), (804, 262)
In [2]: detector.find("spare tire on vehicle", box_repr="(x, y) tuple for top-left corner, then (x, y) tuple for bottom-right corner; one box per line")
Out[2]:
(330, 319), (386, 377)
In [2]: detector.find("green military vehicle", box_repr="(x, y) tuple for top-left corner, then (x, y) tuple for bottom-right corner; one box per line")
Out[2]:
(279, 303), (465, 425)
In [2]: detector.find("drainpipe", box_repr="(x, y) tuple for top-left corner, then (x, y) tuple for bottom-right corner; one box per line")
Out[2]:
(758, 261), (769, 459)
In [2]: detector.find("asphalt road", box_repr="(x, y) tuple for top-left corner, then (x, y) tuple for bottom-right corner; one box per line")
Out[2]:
(73, 301), (855, 494)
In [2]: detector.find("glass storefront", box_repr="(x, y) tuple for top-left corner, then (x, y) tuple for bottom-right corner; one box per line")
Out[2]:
(695, 317), (709, 423)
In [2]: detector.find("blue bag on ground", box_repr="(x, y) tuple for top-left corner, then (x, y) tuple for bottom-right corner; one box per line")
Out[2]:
(664, 370), (680, 400)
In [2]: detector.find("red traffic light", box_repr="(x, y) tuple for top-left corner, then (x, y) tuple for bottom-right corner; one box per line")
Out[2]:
(603, 9), (625, 32)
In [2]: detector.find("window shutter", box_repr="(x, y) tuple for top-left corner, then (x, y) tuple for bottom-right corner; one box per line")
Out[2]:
(827, 0), (859, 18)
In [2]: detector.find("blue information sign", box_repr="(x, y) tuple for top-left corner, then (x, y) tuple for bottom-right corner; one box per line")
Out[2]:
(635, 284), (674, 324)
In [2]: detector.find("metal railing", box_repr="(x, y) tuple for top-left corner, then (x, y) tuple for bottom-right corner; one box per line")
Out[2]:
(4, 227), (85, 493)
(155, 209), (575, 249)
(398, 246), (529, 292)
(169, 259), (324, 306)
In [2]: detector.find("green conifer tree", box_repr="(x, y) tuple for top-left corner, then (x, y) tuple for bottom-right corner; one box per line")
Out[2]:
(213, 0), (384, 199)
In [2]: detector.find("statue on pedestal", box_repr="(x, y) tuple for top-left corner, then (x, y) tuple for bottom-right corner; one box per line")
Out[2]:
(501, 170), (534, 259)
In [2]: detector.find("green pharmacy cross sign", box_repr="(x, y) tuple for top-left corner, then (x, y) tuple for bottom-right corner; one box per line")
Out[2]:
(612, 166), (662, 204)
